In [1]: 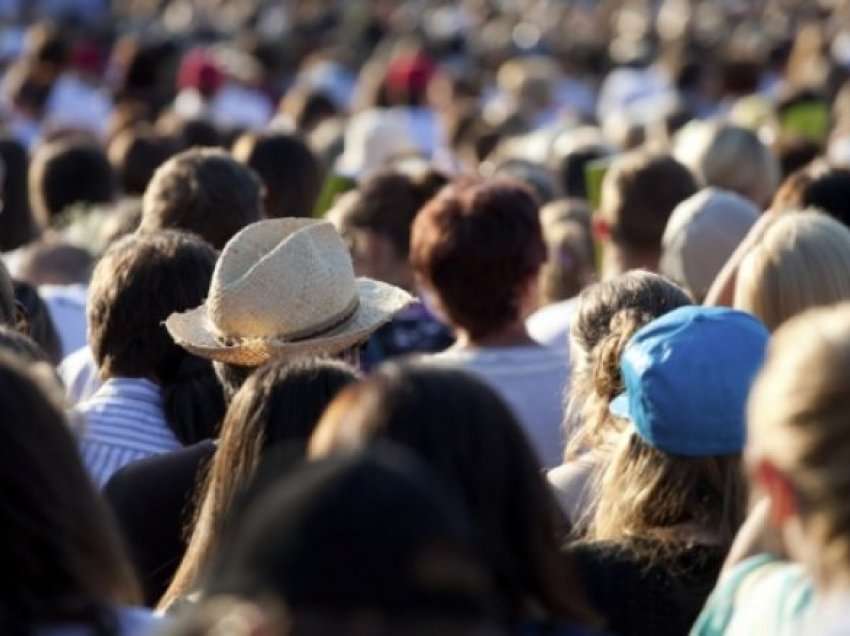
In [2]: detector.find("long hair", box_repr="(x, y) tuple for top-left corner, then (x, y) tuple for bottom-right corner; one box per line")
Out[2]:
(309, 364), (598, 626)
(565, 272), (691, 460)
(587, 432), (746, 562)
(0, 353), (140, 633)
(159, 358), (358, 610)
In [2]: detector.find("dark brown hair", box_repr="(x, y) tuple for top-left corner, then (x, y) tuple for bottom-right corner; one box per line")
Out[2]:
(411, 178), (546, 338)
(88, 230), (216, 381)
(160, 358), (358, 610)
(232, 132), (322, 219)
(140, 148), (263, 249)
(28, 138), (116, 227)
(0, 353), (140, 632)
(0, 136), (38, 250)
(341, 169), (448, 259)
(600, 152), (697, 250)
(310, 364), (597, 626)
(108, 126), (175, 196)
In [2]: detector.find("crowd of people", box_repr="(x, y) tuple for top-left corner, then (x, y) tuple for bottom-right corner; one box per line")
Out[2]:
(5, 0), (850, 635)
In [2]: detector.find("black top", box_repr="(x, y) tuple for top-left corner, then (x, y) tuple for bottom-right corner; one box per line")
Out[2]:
(565, 539), (724, 636)
(104, 440), (216, 606)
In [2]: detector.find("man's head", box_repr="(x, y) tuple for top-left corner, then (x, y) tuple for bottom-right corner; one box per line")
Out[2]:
(595, 151), (697, 278)
(411, 178), (545, 340)
(88, 231), (216, 381)
(140, 148), (263, 249)
(28, 138), (116, 227)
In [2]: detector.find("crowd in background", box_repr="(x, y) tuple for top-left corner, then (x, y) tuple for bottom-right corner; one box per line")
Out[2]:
(5, 1), (850, 635)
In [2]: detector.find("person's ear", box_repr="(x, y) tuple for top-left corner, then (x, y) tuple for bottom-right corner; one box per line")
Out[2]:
(754, 459), (798, 526)
(592, 217), (612, 242)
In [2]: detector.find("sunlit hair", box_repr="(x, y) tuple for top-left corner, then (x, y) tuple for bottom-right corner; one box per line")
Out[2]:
(587, 432), (746, 562)
(734, 211), (850, 331)
(565, 272), (691, 460)
(159, 358), (358, 610)
(748, 303), (850, 584)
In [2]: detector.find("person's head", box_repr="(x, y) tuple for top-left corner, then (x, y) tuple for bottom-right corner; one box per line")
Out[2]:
(735, 211), (850, 331)
(595, 151), (697, 278)
(747, 304), (850, 586)
(589, 307), (768, 558)
(204, 449), (501, 632)
(28, 138), (116, 227)
(0, 353), (139, 632)
(231, 132), (322, 219)
(13, 281), (62, 366)
(140, 148), (263, 249)
(107, 126), (174, 197)
(14, 239), (93, 286)
(660, 188), (759, 302)
(795, 165), (850, 228)
(88, 230), (216, 381)
(411, 178), (545, 341)
(566, 272), (691, 460)
(537, 199), (596, 305)
(0, 137), (38, 251)
(335, 169), (448, 290)
(0, 325), (49, 364)
(160, 358), (358, 610)
(675, 122), (780, 209)
(310, 365), (596, 624)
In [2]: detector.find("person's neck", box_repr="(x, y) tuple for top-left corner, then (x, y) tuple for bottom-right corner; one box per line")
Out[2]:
(455, 321), (538, 349)
(602, 244), (660, 280)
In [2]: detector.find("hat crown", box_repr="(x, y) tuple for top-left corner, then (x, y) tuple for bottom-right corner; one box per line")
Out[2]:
(207, 219), (358, 340)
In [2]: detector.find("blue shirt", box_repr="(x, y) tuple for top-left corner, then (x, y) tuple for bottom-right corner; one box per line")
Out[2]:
(75, 378), (181, 488)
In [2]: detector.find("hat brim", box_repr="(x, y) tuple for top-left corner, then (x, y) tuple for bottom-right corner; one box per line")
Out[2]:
(609, 393), (631, 421)
(166, 279), (414, 366)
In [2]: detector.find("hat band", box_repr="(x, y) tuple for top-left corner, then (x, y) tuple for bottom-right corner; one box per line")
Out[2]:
(214, 295), (361, 348)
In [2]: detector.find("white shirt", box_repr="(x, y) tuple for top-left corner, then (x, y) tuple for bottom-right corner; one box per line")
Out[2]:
(59, 345), (101, 406)
(75, 378), (181, 488)
(423, 345), (568, 469)
(526, 297), (578, 350)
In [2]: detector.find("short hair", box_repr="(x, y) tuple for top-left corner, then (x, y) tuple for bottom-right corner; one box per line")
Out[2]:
(232, 132), (322, 219)
(599, 151), (697, 250)
(411, 178), (545, 338)
(88, 231), (216, 379)
(735, 212), (850, 331)
(0, 137), (38, 251)
(107, 126), (174, 196)
(28, 138), (116, 226)
(140, 148), (263, 249)
(340, 170), (448, 259)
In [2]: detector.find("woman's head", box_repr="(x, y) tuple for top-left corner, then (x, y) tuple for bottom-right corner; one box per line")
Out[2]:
(734, 211), (850, 331)
(0, 353), (139, 630)
(160, 357), (358, 610)
(589, 307), (768, 555)
(566, 271), (691, 457)
(0, 136), (38, 251)
(748, 304), (850, 585)
(410, 178), (545, 340)
(310, 364), (595, 623)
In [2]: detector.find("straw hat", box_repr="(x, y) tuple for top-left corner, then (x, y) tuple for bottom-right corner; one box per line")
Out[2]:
(166, 218), (413, 366)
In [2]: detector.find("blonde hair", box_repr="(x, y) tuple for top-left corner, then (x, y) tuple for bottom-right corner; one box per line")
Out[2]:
(675, 122), (780, 208)
(748, 303), (850, 584)
(587, 432), (746, 560)
(734, 211), (850, 331)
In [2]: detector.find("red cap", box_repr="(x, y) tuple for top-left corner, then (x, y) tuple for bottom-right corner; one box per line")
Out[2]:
(177, 48), (224, 96)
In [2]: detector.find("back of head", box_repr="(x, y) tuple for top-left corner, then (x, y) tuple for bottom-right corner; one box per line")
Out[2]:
(0, 136), (38, 251)
(311, 364), (594, 623)
(538, 199), (595, 304)
(341, 169), (448, 259)
(232, 132), (322, 219)
(0, 353), (139, 630)
(567, 272), (691, 457)
(14, 239), (93, 286)
(108, 126), (174, 197)
(676, 123), (779, 208)
(28, 138), (116, 227)
(207, 449), (498, 624)
(0, 325), (49, 364)
(748, 304), (850, 580)
(599, 151), (697, 253)
(88, 230), (216, 380)
(661, 188), (759, 302)
(13, 281), (62, 365)
(735, 211), (850, 331)
(411, 178), (546, 339)
(799, 166), (850, 228)
(140, 148), (263, 249)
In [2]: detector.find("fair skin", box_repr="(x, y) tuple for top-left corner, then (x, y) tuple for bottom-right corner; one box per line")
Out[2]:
(592, 218), (661, 280)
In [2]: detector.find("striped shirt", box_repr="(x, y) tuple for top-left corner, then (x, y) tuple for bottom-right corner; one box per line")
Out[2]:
(75, 378), (181, 488)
